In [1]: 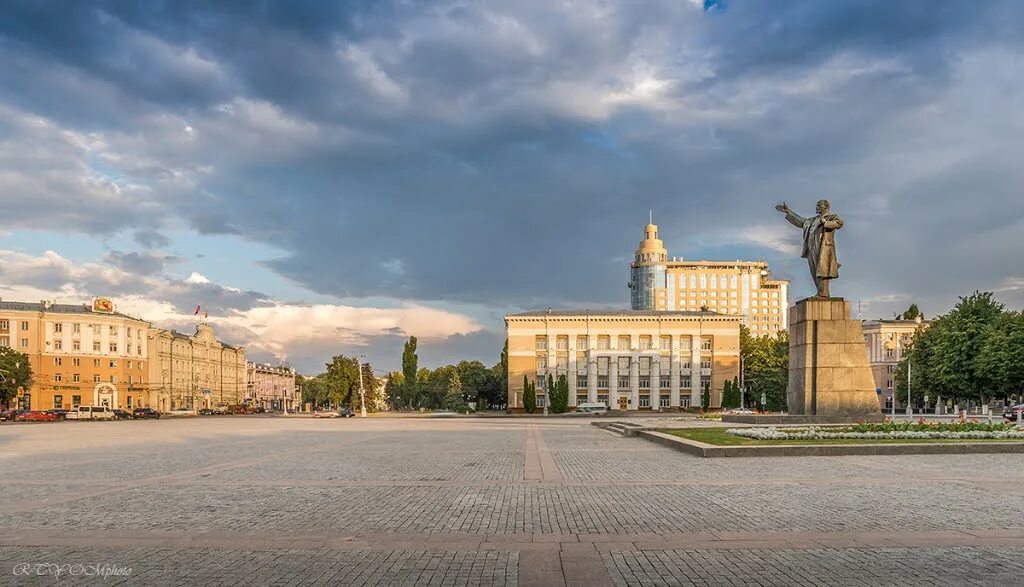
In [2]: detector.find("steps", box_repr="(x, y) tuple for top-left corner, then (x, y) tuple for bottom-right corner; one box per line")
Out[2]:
(593, 421), (646, 437)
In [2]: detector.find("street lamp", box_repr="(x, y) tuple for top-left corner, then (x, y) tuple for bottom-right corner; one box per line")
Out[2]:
(356, 355), (367, 418)
(905, 360), (913, 416)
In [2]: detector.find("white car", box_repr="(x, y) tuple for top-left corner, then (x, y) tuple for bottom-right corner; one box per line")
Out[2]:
(574, 402), (609, 414)
(165, 407), (199, 417)
(65, 405), (115, 420)
(313, 408), (340, 418)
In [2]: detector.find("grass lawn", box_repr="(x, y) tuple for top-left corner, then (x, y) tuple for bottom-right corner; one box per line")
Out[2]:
(660, 428), (1024, 446)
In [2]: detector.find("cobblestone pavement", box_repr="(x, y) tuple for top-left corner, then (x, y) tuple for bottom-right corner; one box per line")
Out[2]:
(1, 416), (1022, 586)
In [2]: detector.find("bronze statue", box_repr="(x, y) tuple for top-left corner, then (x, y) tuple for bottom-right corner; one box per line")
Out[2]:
(775, 199), (843, 298)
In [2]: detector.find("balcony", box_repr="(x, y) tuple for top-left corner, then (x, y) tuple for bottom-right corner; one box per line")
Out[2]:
(700, 368), (712, 376)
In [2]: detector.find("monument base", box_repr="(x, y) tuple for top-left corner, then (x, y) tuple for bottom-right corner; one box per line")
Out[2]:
(787, 297), (881, 417)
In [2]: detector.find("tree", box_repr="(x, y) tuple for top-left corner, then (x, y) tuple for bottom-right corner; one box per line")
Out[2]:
(740, 325), (788, 412)
(976, 310), (1024, 402)
(901, 304), (922, 320)
(550, 374), (569, 414)
(701, 386), (711, 411)
(922, 292), (1004, 406)
(384, 372), (404, 409)
(523, 375), (536, 414)
(443, 369), (467, 411)
(401, 336), (419, 409)
(0, 347), (32, 408)
(323, 355), (360, 409)
(455, 360), (489, 407)
(721, 377), (741, 409)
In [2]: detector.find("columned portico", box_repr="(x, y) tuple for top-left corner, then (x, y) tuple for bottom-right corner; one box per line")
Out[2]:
(587, 357), (597, 403)
(651, 358), (661, 411)
(629, 354), (640, 411)
(669, 352), (681, 407)
(608, 359), (619, 411)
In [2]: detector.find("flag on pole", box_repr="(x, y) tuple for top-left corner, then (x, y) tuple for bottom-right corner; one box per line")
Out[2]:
(204, 311), (208, 319)
(194, 305), (201, 315)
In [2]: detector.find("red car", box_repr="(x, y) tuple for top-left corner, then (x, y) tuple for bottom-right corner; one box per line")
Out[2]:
(15, 410), (60, 422)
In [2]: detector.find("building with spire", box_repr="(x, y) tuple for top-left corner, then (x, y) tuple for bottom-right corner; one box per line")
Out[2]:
(628, 220), (790, 337)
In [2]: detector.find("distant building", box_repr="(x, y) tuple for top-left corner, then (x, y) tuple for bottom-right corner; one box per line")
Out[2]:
(0, 298), (151, 411)
(628, 221), (790, 337)
(147, 323), (245, 411)
(861, 317), (929, 411)
(505, 310), (741, 412)
(245, 361), (297, 411)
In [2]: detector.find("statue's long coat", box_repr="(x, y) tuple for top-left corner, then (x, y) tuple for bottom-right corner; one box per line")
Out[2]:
(784, 211), (843, 278)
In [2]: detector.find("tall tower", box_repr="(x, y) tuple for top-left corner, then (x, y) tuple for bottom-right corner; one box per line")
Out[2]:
(628, 218), (668, 310)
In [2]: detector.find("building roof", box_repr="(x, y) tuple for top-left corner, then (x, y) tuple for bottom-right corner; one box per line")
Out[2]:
(507, 309), (736, 318)
(0, 300), (148, 323)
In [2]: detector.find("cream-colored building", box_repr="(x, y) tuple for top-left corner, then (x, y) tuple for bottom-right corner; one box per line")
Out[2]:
(147, 323), (245, 411)
(245, 361), (298, 411)
(1, 298), (151, 411)
(506, 310), (741, 412)
(628, 222), (789, 337)
(862, 317), (929, 410)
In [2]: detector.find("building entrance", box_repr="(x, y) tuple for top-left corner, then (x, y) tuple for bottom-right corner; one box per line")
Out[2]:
(618, 396), (628, 411)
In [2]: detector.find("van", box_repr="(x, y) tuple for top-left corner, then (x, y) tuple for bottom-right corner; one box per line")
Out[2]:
(574, 402), (609, 414)
(66, 405), (115, 421)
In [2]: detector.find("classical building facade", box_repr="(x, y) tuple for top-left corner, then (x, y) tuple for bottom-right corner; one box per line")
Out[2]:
(0, 298), (151, 411)
(628, 221), (790, 337)
(506, 310), (741, 412)
(245, 361), (298, 411)
(862, 317), (929, 411)
(147, 323), (245, 411)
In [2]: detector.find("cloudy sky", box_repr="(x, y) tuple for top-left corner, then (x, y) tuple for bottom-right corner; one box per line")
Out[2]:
(1, 1), (1022, 374)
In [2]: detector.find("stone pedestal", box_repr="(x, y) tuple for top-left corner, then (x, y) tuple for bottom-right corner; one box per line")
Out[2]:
(787, 297), (881, 417)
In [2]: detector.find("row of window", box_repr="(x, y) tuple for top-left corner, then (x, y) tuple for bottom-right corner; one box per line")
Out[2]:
(51, 339), (144, 354)
(541, 374), (712, 390)
(52, 373), (143, 385)
(536, 335), (711, 351)
(53, 357), (143, 369)
(0, 320), (30, 331)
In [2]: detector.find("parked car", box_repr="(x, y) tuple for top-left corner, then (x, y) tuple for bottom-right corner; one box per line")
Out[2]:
(15, 410), (60, 422)
(165, 407), (198, 417)
(132, 407), (161, 419)
(313, 408), (340, 418)
(1004, 403), (1024, 422)
(254, 406), (267, 414)
(339, 407), (354, 418)
(49, 409), (68, 420)
(198, 408), (215, 415)
(1, 408), (27, 421)
(228, 404), (256, 414)
(66, 405), (115, 420)
(574, 402), (609, 414)
(213, 403), (230, 415)
(112, 409), (133, 420)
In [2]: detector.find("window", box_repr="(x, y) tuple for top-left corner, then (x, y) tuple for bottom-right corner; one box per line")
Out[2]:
(53, 394), (63, 408)
(93, 359), (101, 367)
(110, 326), (118, 336)
(93, 374), (101, 383)
(54, 373), (62, 382)
(617, 335), (631, 349)
(54, 322), (63, 333)
(72, 395), (81, 407)
(20, 338), (28, 348)
(20, 321), (30, 331)
(54, 339), (63, 351)
(576, 376), (588, 389)
(73, 340), (80, 351)
(597, 336), (610, 350)
(72, 358), (80, 367)
(701, 337), (713, 351)
(53, 357), (62, 366)
(128, 361), (133, 369)
(73, 323), (80, 333)
(72, 374), (80, 383)
(618, 375), (630, 389)
(660, 397), (671, 408)
(556, 336), (568, 350)
(536, 376), (545, 390)
(92, 324), (101, 335)
(597, 376), (608, 388)
(886, 379), (893, 390)
(127, 327), (132, 337)
(536, 356), (547, 370)
(109, 342), (118, 353)
(701, 376), (711, 391)
(639, 396), (650, 408)
(700, 358), (712, 370)
(0, 337), (8, 348)
(886, 364), (895, 374)
(93, 341), (101, 352)
(110, 375), (117, 384)
(535, 336), (547, 350)
(0, 320), (7, 330)
(639, 335), (652, 350)
(127, 343), (132, 354)
(639, 376), (650, 388)
(660, 375), (671, 388)
(576, 335), (588, 349)
(660, 335), (671, 350)
(127, 396), (133, 409)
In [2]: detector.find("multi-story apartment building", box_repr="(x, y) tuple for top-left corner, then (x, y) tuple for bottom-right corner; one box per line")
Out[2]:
(0, 298), (151, 411)
(506, 310), (741, 411)
(628, 221), (790, 337)
(147, 323), (245, 411)
(245, 361), (298, 411)
(862, 317), (929, 411)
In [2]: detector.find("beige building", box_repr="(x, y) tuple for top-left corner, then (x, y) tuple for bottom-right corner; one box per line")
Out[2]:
(862, 317), (929, 411)
(147, 323), (245, 411)
(628, 222), (789, 337)
(1, 298), (151, 411)
(245, 361), (298, 411)
(506, 310), (741, 412)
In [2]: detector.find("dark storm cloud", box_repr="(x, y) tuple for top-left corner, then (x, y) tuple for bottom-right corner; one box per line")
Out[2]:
(2, 0), (1024, 328)
(104, 250), (184, 276)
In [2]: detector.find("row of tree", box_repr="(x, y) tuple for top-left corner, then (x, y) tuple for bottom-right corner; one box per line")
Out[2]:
(385, 336), (509, 411)
(740, 325), (789, 411)
(896, 292), (1024, 408)
(299, 355), (386, 412)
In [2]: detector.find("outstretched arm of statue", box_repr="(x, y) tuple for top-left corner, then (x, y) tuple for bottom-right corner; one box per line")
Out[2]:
(776, 202), (805, 228)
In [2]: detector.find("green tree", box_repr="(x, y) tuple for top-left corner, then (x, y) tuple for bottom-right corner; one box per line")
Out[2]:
(721, 377), (741, 409)
(976, 310), (1024, 401)
(401, 336), (419, 409)
(384, 371), (404, 409)
(550, 374), (569, 414)
(455, 360), (489, 406)
(901, 304), (922, 320)
(701, 386), (711, 411)
(443, 369), (467, 411)
(523, 375), (536, 414)
(924, 292), (1004, 406)
(0, 347), (32, 408)
(323, 355), (360, 409)
(740, 325), (788, 412)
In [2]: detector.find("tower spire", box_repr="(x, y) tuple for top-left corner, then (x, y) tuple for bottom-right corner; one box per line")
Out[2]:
(649, 209), (653, 224)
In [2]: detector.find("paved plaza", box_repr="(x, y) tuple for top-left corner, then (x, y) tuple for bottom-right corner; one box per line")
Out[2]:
(1, 416), (1022, 586)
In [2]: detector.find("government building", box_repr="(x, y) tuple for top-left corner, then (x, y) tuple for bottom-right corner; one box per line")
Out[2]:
(147, 323), (246, 412)
(506, 310), (741, 411)
(628, 221), (789, 338)
(862, 317), (929, 411)
(245, 361), (298, 412)
(0, 298), (151, 411)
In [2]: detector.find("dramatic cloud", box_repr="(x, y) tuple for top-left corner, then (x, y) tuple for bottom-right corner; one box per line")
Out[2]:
(1, 0), (1022, 369)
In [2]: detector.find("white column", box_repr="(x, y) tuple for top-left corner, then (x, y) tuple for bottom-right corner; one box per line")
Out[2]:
(651, 358), (661, 411)
(609, 356), (619, 411)
(670, 352), (680, 407)
(587, 354), (597, 404)
(690, 342), (701, 406)
(630, 353), (640, 411)
(568, 352), (577, 407)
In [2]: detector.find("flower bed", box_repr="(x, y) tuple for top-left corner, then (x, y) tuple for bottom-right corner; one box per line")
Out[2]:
(727, 422), (1024, 441)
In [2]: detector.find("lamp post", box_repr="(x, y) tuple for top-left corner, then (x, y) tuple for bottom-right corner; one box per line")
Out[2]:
(544, 308), (550, 417)
(905, 360), (913, 416)
(356, 355), (367, 418)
